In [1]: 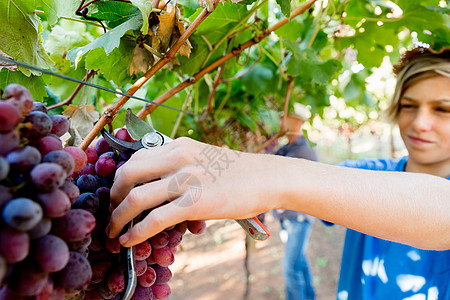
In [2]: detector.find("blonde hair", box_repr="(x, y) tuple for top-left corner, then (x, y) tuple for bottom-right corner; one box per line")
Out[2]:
(385, 47), (450, 122)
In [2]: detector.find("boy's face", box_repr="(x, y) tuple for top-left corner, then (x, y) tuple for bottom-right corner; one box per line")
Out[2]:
(398, 75), (450, 173)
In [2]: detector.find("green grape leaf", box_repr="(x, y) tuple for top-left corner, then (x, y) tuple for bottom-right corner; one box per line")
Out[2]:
(36, 0), (58, 25)
(91, 1), (141, 28)
(0, 0), (54, 76)
(55, 0), (79, 18)
(130, 0), (153, 34)
(67, 16), (142, 67)
(44, 24), (93, 65)
(241, 64), (274, 96)
(85, 39), (135, 87)
(277, 19), (305, 41)
(0, 69), (47, 101)
(275, 0), (291, 17)
(194, 2), (250, 36)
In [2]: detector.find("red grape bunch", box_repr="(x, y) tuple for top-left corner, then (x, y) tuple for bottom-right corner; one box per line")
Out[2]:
(0, 84), (95, 299)
(77, 129), (207, 300)
(1, 83), (207, 300)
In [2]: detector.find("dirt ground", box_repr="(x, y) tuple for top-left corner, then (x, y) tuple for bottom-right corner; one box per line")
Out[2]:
(169, 215), (347, 300)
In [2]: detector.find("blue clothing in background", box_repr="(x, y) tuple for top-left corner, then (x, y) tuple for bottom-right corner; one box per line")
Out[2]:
(337, 157), (450, 300)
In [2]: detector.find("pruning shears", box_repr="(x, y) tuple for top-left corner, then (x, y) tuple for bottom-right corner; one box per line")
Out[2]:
(101, 110), (270, 299)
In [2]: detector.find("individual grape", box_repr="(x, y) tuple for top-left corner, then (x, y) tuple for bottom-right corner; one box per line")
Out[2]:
(84, 289), (103, 300)
(37, 189), (71, 218)
(50, 115), (69, 137)
(8, 263), (48, 296)
(137, 265), (157, 288)
(95, 156), (116, 178)
(115, 128), (134, 142)
(35, 135), (63, 156)
(99, 151), (117, 161)
(131, 286), (156, 300)
(95, 186), (110, 204)
(28, 218), (52, 239)
(151, 283), (171, 300)
(152, 246), (174, 267)
(78, 163), (96, 176)
(31, 101), (48, 114)
(57, 251), (92, 294)
(107, 268), (125, 292)
(35, 234), (70, 272)
(76, 174), (99, 194)
(135, 240), (152, 261)
(97, 281), (118, 299)
(0, 185), (13, 207)
(6, 146), (41, 172)
(34, 277), (54, 300)
(0, 101), (22, 133)
(4, 84), (34, 117)
(175, 221), (188, 235)
(149, 232), (169, 249)
(187, 220), (207, 235)
(136, 259), (148, 276)
(95, 138), (113, 155)
(0, 157), (9, 181)
(0, 131), (20, 156)
(30, 163), (66, 192)
(166, 228), (182, 248)
(68, 235), (92, 253)
(85, 147), (98, 165)
(105, 237), (121, 254)
(59, 181), (80, 205)
(63, 146), (87, 172)
(0, 254), (7, 283)
(74, 192), (100, 214)
(52, 209), (96, 242)
(90, 260), (111, 284)
(43, 150), (75, 177)
(153, 265), (172, 284)
(21, 111), (52, 139)
(2, 198), (43, 231)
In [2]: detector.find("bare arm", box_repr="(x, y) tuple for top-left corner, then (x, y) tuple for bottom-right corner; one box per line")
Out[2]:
(108, 138), (450, 250)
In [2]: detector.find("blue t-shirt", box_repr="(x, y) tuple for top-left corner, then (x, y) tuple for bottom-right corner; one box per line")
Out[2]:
(336, 156), (450, 300)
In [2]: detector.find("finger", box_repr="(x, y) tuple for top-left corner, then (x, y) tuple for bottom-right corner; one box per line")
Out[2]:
(118, 202), (189, 247)
(110, 145), (178, 208)
(108, 178), (170, 239)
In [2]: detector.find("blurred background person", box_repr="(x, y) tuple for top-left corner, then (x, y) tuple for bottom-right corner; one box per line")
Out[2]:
(273, 103), (318, 300)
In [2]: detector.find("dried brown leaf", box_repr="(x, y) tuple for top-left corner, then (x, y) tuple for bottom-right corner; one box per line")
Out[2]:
(129, 45), (155, 75)
(155, 3), (176, 52)
(62, 104), (100, 146)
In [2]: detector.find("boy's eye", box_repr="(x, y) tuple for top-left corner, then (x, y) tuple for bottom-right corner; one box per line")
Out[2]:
(436, 107), (450, 113)
(400, 104), (416, 109)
